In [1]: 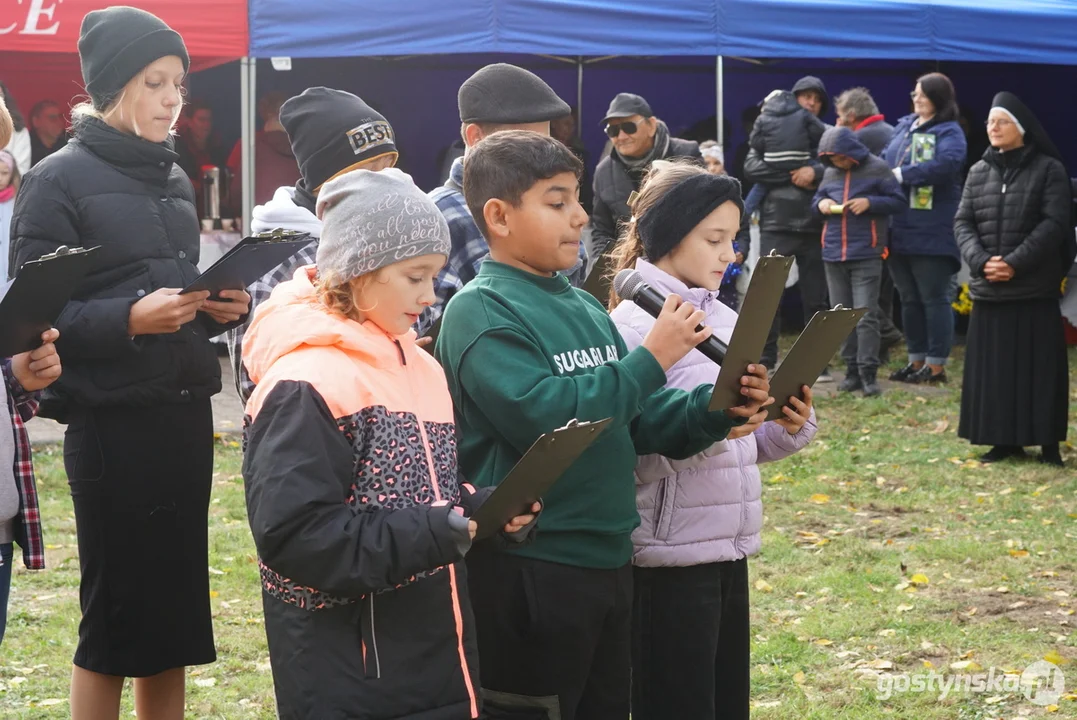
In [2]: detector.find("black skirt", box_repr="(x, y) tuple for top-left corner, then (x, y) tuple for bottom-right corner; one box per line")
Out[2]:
(64, 401), (217, 677)
(959, 298), (1070, 447)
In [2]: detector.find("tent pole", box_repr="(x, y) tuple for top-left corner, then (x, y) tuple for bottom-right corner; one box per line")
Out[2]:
(576, 57), (584, 127)
(716, 55), (724, 148)
(240, 57), (257, 236)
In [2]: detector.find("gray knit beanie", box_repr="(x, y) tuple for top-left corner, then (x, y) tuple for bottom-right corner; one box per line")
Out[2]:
(315, 168), (451, 281)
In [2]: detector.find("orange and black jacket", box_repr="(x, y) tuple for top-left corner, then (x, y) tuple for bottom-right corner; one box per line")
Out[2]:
(242, 266), (481, 720)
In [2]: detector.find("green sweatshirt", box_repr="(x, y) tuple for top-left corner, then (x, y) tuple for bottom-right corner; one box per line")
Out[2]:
(437, 261), (738, 569)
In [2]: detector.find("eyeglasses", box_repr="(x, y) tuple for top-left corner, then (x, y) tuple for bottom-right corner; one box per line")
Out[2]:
(909, 91), (926, 100)
(985, 118), (1014, 129)
(605, 121), (638, 139)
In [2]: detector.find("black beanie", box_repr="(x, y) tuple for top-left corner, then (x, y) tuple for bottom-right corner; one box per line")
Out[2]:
(280, 87), (398, 192)
(79, 7), (190, 111)
(459, 63), (570, 125)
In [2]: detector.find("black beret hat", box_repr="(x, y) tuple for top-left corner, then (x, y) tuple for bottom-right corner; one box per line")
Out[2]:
(458, 63), (570, 125)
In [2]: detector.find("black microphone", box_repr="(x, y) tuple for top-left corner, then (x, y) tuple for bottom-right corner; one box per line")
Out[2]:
(614, 269), (728, 365)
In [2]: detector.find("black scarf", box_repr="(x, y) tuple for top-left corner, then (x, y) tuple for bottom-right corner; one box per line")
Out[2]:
(74, 115), (177, 186)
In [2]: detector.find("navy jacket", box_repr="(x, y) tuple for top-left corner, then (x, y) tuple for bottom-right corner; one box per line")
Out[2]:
(812, 127), (906, 263)
(852, 115), (895, 157)
(881, 114), (967, 266)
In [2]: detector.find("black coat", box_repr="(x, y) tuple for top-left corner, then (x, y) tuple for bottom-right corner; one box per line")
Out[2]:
(590, 133), (701, 258)
(955, 145), (1073, 302)
(743, 147), (824, 235)
(852, 117), (895, 157)
(10, 117), (235, 417)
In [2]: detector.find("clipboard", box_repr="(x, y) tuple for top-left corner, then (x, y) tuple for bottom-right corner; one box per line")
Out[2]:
(181, 229), (313, 297)
(582, 252), (616, 305)
(470, 417), (613, 539)
(765, 306), (868, 421)
(0, 245), (100, 358)
(709, 254), (794, 411)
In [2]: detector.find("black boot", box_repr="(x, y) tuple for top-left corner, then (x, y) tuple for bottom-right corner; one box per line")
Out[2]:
(1040, 443), (1064, 467)
(839, 367), (863, 393)
(980, 446), (1025, 463)
(861, 368), (882, 397)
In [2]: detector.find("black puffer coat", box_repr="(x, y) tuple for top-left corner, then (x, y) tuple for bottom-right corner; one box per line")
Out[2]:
(10, 117), (234, 418)
(742, 147), (824, 235)
(955, 144), (1073, 302)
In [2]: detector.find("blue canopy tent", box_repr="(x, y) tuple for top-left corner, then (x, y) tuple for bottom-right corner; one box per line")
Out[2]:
(227, 0), (1077, 229)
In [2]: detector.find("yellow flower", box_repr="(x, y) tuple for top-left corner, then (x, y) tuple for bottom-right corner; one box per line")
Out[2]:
(951, 283), (972, 316)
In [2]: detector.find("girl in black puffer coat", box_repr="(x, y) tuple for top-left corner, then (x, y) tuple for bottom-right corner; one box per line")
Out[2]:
(954, 91), (1075, 467)
(9, 8), (250, 717)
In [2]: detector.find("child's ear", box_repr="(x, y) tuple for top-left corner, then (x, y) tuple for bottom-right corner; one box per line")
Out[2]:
(483, 199), (512, 240)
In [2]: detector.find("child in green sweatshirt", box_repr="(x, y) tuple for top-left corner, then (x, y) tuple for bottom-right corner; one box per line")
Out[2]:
(435, 130), (771, 720)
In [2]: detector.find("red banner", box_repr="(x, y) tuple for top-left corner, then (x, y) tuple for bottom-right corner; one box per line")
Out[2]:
(0, 0), (248, 58)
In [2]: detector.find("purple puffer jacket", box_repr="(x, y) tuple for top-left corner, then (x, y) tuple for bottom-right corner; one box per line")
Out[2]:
(611, 259), (818, 567)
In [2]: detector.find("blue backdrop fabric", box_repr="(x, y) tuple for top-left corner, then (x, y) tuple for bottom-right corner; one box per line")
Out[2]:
(249, 0), (1077, 66)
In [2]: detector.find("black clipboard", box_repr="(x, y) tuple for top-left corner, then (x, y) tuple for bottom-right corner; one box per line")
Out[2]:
(582, 252), (616, 306)
(709, 254), (794, 411)
(0, 245), (100, 358)
(765, 306), (868, 420)
(181, 230), (313, 296)
(470, 417), (613, 539)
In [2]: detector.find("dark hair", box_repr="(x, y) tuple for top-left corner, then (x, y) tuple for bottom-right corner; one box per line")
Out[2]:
(916, 73), (959, 124)
(0, 82), (25, 132)
(184, 98), (212, 118)
(29, 100), (60, 126)
(740, 104), (761, 129)
(463, 130), (582, 237)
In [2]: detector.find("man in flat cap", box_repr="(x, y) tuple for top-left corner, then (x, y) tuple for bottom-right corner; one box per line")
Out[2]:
(422, 63), (577, 334)
(589, 93), (702, 268)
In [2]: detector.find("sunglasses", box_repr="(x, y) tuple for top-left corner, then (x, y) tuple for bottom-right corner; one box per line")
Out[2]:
(605, 121), (639, 139)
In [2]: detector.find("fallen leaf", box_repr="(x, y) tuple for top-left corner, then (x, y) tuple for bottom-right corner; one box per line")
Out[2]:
(922, 660), (934, 668)
(910, 574), (930, 586)
(921, 641), (934, 650)
(960, 651), (976, 660)
(996, 586), (1011, 594)
(209, 590), (219, 599)
(896, 604), (914, 613)
(809, 494), (831, 505)
(814, 639), (834, 646)
(194, 678), (217, 688)
(929, 419), (949, 434)
(1009, 549), (1030, 558)
(1046, 705), (1059, 713)
(950, 660), (982, 671)
(1044, 650), (1071, 666)
(755, 580), (774, 593)
(37, 700), (65, 707)
(867, 659), (894, 670)
(793, 671), (806, 684)
(879, 629), (897, 637)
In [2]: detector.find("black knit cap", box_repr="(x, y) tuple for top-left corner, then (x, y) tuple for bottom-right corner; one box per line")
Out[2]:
(459, 63), (570, 124)
(280, 87), (398, 192)
(638, 174), (744, 261)
(79, 7), (190, 111)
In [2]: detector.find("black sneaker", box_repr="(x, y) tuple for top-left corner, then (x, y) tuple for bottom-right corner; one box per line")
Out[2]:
(861, 369), (883, 397)
(838, 372), (863, 393)
(908, 366), (947, 385)
(889, 363), (919, 382)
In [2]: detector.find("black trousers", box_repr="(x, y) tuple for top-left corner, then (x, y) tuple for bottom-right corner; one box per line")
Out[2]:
(759, 231), (830, 368)
(632, 560), (750, 720)
(466, 545), (632, 720)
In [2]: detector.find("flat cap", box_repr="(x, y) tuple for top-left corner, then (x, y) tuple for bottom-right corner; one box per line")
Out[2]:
(602, 93), (653, 124)
(459, 63), (570, 125)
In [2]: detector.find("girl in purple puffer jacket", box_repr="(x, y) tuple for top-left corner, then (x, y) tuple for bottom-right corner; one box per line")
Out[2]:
(609, 161), (818, 720)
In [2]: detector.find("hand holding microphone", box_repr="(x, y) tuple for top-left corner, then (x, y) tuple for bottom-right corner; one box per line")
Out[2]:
(615, 269), (730, 371)
(641, 294), (712, 371)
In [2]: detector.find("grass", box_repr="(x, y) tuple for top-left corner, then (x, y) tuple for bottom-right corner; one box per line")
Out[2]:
(1, 347), (1075, 718)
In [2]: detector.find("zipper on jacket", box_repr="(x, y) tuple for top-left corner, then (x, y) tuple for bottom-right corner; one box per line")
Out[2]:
(653, 480), (667, 539)
(401, 337), (480, 717)
(995, 172), (1008, 254)
(368, 595), (382, 678)
(840, 170), (851, 262)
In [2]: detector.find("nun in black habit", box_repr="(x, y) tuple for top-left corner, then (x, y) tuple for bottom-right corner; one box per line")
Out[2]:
(954, 91), (1076, 466)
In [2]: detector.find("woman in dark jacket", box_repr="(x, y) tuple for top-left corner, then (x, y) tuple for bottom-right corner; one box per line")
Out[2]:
(10, 8), (249, 717)
(882, 73), (967, 385)
(955, 92), (1074, 466)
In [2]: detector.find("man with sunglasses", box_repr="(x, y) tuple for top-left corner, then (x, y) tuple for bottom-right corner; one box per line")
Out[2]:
(589, 93), (701, 269)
